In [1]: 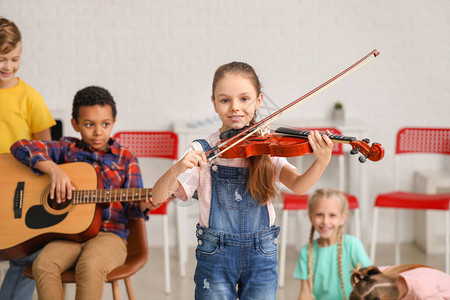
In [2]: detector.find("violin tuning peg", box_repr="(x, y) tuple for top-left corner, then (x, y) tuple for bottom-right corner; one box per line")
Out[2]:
(358, 155), (367, 163)
(362, 138), (370, 144)
(350, 149), (359, 155)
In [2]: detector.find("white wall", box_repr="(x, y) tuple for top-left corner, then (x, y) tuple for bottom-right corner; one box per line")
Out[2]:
(2, 0), (449, 246)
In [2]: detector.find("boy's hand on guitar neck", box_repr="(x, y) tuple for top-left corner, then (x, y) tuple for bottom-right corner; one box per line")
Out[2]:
(139, 198), (162, 211)
(36, 160), (75, 203)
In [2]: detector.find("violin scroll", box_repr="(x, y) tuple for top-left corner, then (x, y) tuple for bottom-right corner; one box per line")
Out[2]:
(349, 139), (385, 163)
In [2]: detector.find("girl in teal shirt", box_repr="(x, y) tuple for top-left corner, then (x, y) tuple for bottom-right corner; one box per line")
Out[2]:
(294, 189), (372, 300)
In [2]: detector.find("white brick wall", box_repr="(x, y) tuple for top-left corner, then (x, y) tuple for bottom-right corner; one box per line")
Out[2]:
(1, 0), (449, 246)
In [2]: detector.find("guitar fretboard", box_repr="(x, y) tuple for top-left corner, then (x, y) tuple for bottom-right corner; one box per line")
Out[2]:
(72, 188), (152, 204)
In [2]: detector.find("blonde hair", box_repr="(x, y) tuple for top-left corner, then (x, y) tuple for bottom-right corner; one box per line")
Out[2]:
(307, 189), (349, 299)
(212, 62), (276, 205)
(349, 264), (431, 300)
(0, 17), (22, 54)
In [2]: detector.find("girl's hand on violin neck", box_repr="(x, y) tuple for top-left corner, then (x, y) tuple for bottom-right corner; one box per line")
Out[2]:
(308, 130), (333, 166)
(175, 150), (207, 173)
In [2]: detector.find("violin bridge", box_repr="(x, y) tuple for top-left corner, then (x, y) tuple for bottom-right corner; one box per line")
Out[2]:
(259, 125), (271, 137)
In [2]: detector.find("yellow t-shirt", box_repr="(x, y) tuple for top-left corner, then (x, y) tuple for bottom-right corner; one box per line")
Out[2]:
(0, 78), (56, 153)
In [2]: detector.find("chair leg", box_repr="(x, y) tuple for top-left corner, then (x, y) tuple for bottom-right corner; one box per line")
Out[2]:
(294, 211), (303, 251)
(445, 210), (449, 274)
(124, 277), (136, 300)
(63, 283), (68, 299)
(278, 209), (289, 288)
(370, 208), (379, 263)
(176, 204), (187, 277)
(111, 280), (120, 300)
(163, 215), (171, 294)
(354, 209), (361, 240)
(395, 210), (400, 265)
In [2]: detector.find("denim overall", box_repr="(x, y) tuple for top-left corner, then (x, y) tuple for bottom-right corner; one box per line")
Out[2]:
(193, 139), (280, 300)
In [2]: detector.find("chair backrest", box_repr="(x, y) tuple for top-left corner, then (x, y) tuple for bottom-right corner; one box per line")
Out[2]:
(396, 128), (450, 155)
(101, 218), (148, 280)
(345, 193), (359, 209)
(113, 131), (179, 215)
(394, 128), (450, 189)
(126, 218), (148, 257)
(113, 131), (178, 159)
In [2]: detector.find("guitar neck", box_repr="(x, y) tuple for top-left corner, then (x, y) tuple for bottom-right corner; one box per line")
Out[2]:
(71, 188), (153, 205)
(275, 127), (356, 144)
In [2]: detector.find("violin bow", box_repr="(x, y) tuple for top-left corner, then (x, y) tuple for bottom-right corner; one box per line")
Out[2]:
(207, 49), (380, 161)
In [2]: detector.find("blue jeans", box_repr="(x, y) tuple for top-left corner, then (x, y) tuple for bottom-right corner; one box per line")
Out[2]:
(0, 251), (39, 300)
(194, 226), (279, 300)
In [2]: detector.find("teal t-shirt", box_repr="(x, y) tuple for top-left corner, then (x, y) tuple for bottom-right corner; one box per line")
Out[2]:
(293, 235), (372, 299)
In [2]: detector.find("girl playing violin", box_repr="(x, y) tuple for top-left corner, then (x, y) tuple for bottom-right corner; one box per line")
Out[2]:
(152, 61), (334, 299)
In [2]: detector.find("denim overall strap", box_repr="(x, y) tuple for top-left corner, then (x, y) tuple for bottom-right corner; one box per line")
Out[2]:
(193, 138), (271, 234)
(193, 139), (215, 160)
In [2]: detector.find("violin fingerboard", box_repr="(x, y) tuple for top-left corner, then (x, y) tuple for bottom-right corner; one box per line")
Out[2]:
(275, 127), (356, 142)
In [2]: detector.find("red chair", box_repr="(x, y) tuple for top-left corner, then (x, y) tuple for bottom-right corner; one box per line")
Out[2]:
(369, 128), (450, 273)
(113, 131), (178, 294)
(278, 128), (361, 287)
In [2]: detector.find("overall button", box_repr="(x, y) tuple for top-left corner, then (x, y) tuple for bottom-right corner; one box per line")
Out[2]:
(274, 238), (278, 245)
(211, 165), (218, 172)
(198, 240), (203, 246)
(198, 229), (203, 235)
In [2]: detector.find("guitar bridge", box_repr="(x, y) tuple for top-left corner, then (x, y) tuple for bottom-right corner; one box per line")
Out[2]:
(14, 182), (24, 218)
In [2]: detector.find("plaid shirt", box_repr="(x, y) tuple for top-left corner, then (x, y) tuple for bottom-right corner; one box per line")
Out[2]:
(11, 137), (148, 239)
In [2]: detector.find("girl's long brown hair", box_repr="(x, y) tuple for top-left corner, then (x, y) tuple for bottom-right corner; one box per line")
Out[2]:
(307, 189), (349, 299)
(212, 62), (276, 205)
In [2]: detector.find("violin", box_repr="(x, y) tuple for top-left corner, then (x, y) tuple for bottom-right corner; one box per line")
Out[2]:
(218, 127), (384, 163)
(206, 49), (383, 162)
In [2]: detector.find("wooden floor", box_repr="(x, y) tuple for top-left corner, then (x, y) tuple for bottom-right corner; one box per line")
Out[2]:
(50, 243), (446, 300)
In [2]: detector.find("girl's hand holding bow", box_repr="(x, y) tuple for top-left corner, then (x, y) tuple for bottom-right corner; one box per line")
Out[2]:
(175, 150), (207, 174)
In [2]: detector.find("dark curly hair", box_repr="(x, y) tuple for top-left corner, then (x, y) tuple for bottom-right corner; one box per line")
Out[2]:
(71, 86), (117, 121)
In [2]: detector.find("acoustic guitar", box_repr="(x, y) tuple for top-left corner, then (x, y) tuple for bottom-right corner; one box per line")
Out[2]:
(0, 153), (153, 260)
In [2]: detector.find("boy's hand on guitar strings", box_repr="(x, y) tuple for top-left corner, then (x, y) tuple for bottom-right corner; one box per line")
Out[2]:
(36, 160), (76, 203)
(48, 164), (76, 203)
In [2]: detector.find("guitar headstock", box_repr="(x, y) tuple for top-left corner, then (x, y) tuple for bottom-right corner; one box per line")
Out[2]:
(349, 139), (385, 163)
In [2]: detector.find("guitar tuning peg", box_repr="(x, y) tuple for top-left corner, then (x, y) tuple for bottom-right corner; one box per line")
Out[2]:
(362, 138), (370, 144)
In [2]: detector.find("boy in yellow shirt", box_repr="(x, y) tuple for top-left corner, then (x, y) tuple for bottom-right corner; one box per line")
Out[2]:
(0, 17), (56, 300)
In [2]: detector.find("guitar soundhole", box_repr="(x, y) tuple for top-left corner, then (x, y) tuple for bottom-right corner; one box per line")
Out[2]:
(47, 196), (71, 210)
